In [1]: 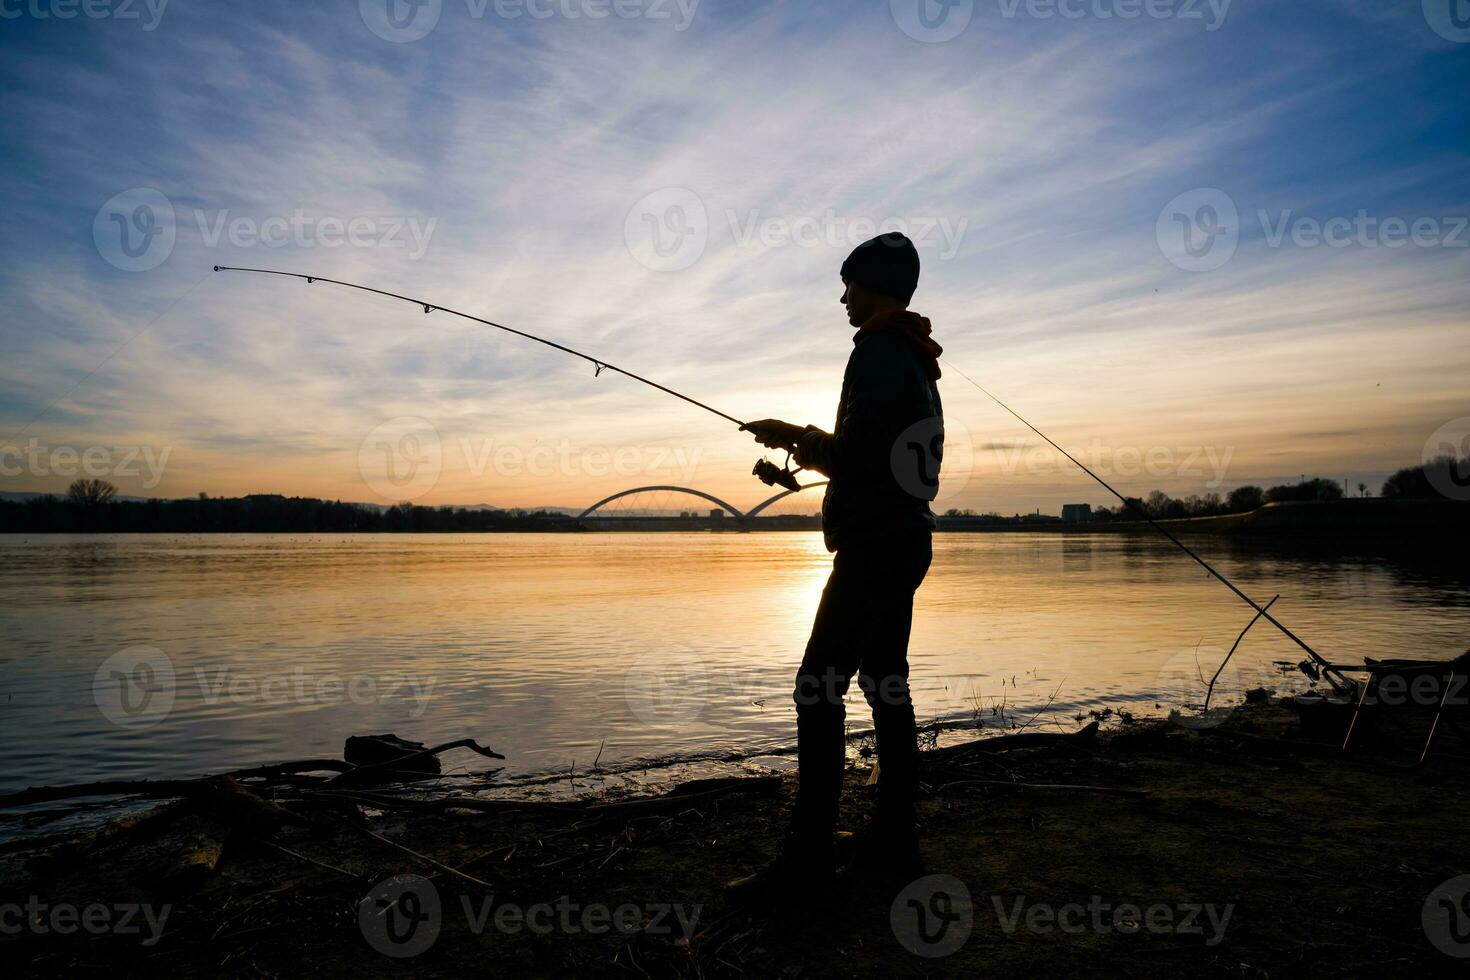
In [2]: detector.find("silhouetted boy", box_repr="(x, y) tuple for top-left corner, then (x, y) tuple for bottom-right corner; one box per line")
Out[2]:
(737, 231), (944, 899)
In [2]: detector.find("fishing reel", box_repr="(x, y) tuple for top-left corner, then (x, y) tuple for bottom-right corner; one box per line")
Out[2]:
(753, 452), (804, 492)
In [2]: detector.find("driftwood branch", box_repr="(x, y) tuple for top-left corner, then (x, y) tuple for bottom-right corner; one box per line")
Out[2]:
(0, 779), (210, 809)
(224, 759), (355, 778)
(924, 721), (1101, 769)
(0, 738), (505, 810)
(309, 789), (570, 814)
(329, 739), (506, 785)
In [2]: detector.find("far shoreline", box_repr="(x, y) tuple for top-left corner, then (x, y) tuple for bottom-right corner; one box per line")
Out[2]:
(3, 496), (1466, 539)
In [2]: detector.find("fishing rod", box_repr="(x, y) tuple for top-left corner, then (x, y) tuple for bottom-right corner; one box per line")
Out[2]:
(217, 265), (1346, 690)
(942, 358), (1351, 693)
(211, 266), (747, 428)
(214, 265), (809, 491)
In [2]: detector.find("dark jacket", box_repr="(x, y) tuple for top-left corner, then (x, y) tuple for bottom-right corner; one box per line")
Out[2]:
(794, 326), (944, 552)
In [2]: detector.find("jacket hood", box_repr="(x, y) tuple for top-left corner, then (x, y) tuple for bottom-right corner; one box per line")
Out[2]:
(857, 310), (942, 380)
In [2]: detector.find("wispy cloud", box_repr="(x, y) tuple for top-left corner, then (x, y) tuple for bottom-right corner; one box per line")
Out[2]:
(1, 1), (1466, 511)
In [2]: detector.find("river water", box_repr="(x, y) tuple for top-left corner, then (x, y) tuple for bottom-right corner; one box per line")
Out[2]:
(1, 532), (1465, 801)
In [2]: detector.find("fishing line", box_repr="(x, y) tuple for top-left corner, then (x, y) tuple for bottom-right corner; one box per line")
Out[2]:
(211, 266), (746, 427)
(942, 356), (1349, 691)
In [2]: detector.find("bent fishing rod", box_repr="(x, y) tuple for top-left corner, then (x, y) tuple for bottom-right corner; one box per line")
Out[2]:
(215, 265), (1349, 691)
(211, 265), (746, 427)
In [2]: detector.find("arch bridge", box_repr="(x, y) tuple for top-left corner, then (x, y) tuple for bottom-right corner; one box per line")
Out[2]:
(577, 482), (827, 521)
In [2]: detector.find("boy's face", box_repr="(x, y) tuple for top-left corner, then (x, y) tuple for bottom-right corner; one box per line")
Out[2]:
(840, 278), (875, 327)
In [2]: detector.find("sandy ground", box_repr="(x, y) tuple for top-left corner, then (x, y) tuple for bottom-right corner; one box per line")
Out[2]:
(3, 700), (1468, 978)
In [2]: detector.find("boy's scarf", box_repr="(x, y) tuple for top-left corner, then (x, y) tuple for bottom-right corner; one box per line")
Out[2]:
(858, 310), (942, 380)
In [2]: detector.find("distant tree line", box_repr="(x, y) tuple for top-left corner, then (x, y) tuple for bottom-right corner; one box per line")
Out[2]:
(1380, 453), (1469, 501)
(942, 453), (1468, 524)
(0, 484), (578, 533)
(1086, 454), (1468, 521)
(1088, 478), (1346, 522)
(6, 453), (1465, 533)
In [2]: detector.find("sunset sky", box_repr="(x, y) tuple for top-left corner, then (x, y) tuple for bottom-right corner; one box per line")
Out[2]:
(1, 1), (1466, 515)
